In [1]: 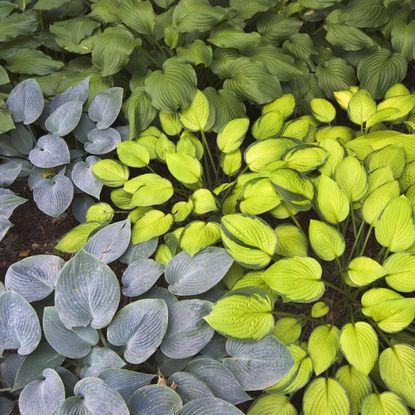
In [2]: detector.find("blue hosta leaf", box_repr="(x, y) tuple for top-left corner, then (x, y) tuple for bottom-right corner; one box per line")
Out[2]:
(45, 100), (83, 136)
(74, 113), (96, 144)
(119, 238), (158, 264)
(32, 172), (74, 218)
(122, 259), (164, 297)
(6, 79), (44, 124)
(107, 299), (168, 364)
(185, 357), (251, 405)
(84, 127), (121, 155)
(99, 369), (155, 402)
(5, 255), (64, 302)
(72, 194), (95, 223)
(71, 156), (103, 199)
(129, 384), (183, 415)
(59, 377), (129, 415)
(49, 79), (89, 112)
(55, 250), (120, 329)
(18, 368), (64, 415)
(165, 247), (234, 296)
(0, 291), (41, 356)
(80, 347), (125, 378)
(177, 397), (244, 415)
(0, 188), (26, 218)
(1, 353), (25, 389)
(56, 367), (79, 396)
(143, 287), (178, 308)
(0, 397), (13, 415)
(168, 372), (214, 403)
(161, 300), (214, 359)
(223, 335), (294, 391)
(28, 134), (70, 168)
(84, 219), (131, 264)
(43, 307), (99, 359)
(88, 87), (123, 129)
(200, 333), (227, 359)
(0, 160), (22, 187)
(0, 215), (12, 241)
(0, 125), (34, 157)
(156, 350), (192, 377)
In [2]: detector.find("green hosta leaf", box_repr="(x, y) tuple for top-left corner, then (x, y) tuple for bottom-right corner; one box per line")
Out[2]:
(6, 49), (63, 76)
(208, 25), (262, 50)
(361, 392), (410, 415)
(92, 159), (129, 187)
(252, 111), (284, 140)
(204, 288), (275, 340)
(0, 99), (15, 134)
(379, 344), (415, 408)
(384, 252), (415, 292)
(166, 153), (202, 185)
(347, 257), (387, 287)
(0, 12), (37, 42)
(217, 118), (249, 153)
(308, 325), (340, 375)
(176, 40), (212, 68)
(180, 90), (210, 132)
(335, 156), (367, 202)
(339, 322), (378, 375)
(118, 0), (155, 35)
(262, 257), (324, 303)
(347, 89), (377, 126)
(145, 59), (197, 112)
(309, 220), (345, 261)
(303, 378), (350, 415)
(257, 14), (303, 43)
(391, 19), (415, 61)
(310, 98), (336, 123)
(275, 224), (307, 258)
(325, 23), (375, 51)
(247, 393), (297, 415)
(132, 210), (173, 244)
(229, 0), (277, 19)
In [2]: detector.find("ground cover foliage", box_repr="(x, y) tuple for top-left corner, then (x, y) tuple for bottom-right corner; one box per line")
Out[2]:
(2, 0), (415, 414)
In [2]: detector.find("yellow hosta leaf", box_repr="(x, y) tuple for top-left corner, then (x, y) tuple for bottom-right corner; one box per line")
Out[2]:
(335, 156), (367, 202)
(347, 89), (376, 126)
(247, 393), (297, 415)
(283, 145), (328, 173)
(318, 138), (346, 177)
(366, 108), (401, 129)
(367, 166), (395, 194)
(180, 221), (220, 256)
(85, 203), (114, 224)
(367, 145), (406, 179)
(384, 252), (415, 292)
(179, 90), (210, 131)
(204, 288), (275, 340)
(272, 317), (302, 345)
(339, 322), (378, 375)
(316, 174), (349, 224)
(92, 159), (129, 187)
(281, 118), (309, 140)
(110, 188), (135, 210)
(252, 110), (284, 140)
(155, 243), (174, 265)
(191, 188), (218, 214)
(55, 222), (101, 253)
(159, 111), (182, 136)
(303, 378), (350, 415)
(309, 220), (345, 261)
(136, 135), (158, 159)
(308, 325), (340, 375)
(385, 83), (410, 98)
(334, 86), (358, 110)
(179, 131), (204, 159)
(375, 196), (415, 252)
(221, 149), (242, 176)
(377, 95), (415, 121)
(128, 174), (174, 207)
(311, 98), (336, 123)
(172, 199), (193, 223)
(217, 117), (249, 153)
(132, 209), (173, 244)
(262, 257), (324, 303)
(155, 133), (176, 161)
(311, 301), (329, 318)
(240, 178), (281, 215)
(379, 344), (415, 408)
(347, 256), (387, 287)
(399, 160), (415, 191)
(361, 392), (410, 415)
(275, 224), (308, 257)
(270, 202), (299, 220)
(166, 153), (202, 185)
(315, 126), (354, 144)
(262, 94), (295, 119)
(128, 207), (152, 223)
(117, 141), (150, 168)
(232, 271), (272, 295)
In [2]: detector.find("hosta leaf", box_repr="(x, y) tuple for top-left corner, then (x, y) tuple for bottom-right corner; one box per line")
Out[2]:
(6, 49), (63, 76)
(185, 357), (251, 405)
(272, 317), (302, 344)
(223, 335), (293, 391)
(88, 87), (123, 129)
(71, 156), (103, 199)
(257, 14), (302, 43)
(129, 385), (182, 415)
(120, 238), (158, 265)
(204, 288), (275, 340)
(384, 253), (415, 292)
(55, 250), (120, 329)
(308, 325), (340, 375)
(217, 118), (249, 153)
(347, 89), (377, 126)
(335, 156), (367, 202)
(310, 99), (336, 123)
(43, 307), (98, 359)
(59, 377), (129, 415)
(165, 247), (233, 296)
(92, 159), (129, 187)
(85, 128), (121, 155)
(309, 220), (345, 261)
(127, 174), (173, 207)
(80, 347), (125, 378)
(166, 153), (202, 185)
(0, 397), (13, 415)
(347, 257), (387, 287)
(176, 39), (213, 67)
(107, 299), (168, 364)
(180, 90), (210, 132)
(161, 300), (214, 359)
(6, 79), (43, 124)
(45, 101), (83, 136)
(18, 368), (64, 415)
(55, 222), (102, 254)
(240, 178), (281, 215)
(361, 392), (410, 415)
(28, 134), (70, 168)
(180, 221), (221, 256)
(168, 372), (214, 403)
(132, 210), (173, 244)
(0, 291), (41, 355)
(262, 257), (324, 303)
(208, 25), (262, 50)
(325, 23), (375, 51)
(303, 378), (350, 415)
(247, 394), (297, 415)
(0, 12), (37, 42)
(178, 398), (244, 415)
(391, 19), (415, 61)
(5, 255), (64, 302)
(339, 322), (378, 375)
(0, 160), (22, 187)
(0, 189), (27, 218)
(117, 141), (150, 168)
(119, 0), (155, 35)
(252, 111), (283, 140)
(316, 58), (356, 97)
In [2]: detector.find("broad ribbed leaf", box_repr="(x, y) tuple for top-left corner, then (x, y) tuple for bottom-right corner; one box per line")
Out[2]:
(316, 58), (356, 97)
(384, 253), (415, 292)
(119, 238), (158, 265)
(85, 127), (121, 155)
(0, 189), (26, 218)
(165, 247), (233, 296)
(28, 134), (70, 168)
(0, 160), (22, 187)
(107, 299), (168, 364)
(80, 347), (125, 378)
(247, 394), (297, 415)
(88, 87), (123, 129)
(5, 255), (64, 302)
(178, 398), (244, 415)
(0, 291), (41, 355)
(45, 101), (83, 136)
(361, 392), (410, 415)
(309, 220), (345, 261)
(347, 257), (386, 287)
(71, 156), (103, 199)
(161, 300), (214, 359)
(48, 79), (89, 113)
(325, 23), (375, 51)
(55, 250), (120, 329)
(168, 372), (214, 403)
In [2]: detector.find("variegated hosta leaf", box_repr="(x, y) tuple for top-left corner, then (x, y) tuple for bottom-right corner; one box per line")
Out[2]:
(45, 100), (83, 136)
(32, 172), (74, 218)
(6, 79), (44, 124)
(71, 156), (103, 199)
(119, 238), (158, 264)
(165, 247), (234, 296)
(88, 87), (123, 129)
(168, 372), (214, 403)
(80, 347), (125, 378)
(84, 127), (121, 155)
(55, 250), (120, 329)
(0, 291), (41, 355)
(28, 134), (70, 168)
(99, 369), (155, 402)
(0, 160), (22, 187)
(223, 335), (294, 391)
(107, 299), (168, 364)
(178, 397), (244, 415)
(84, 219), (131, 264)
(18, 368), (64, 415)
(161, 300), (214, 359)
(185, 357), (251, 405)
(129, 384), (183, 415)
(59, 377), (129, 415)
(122, 259), (164, 297)
(0, 188), (27, 218)
(5, 255), (64, 302)
(43, 307), (99, 359)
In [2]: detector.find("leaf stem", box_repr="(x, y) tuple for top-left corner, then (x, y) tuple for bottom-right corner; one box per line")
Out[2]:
(201, 130), (218, 186)
(99, 330), (109, 348)
(272, 310), (320, 324)
(0, 387), (11, 392)
(358, 225), (373, 257)
(346, 220), (365, 264)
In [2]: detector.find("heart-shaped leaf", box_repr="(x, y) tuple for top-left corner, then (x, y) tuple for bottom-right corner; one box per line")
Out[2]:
(168, 372), (214, 403)
(119, 238), (158, 265)
(45, 100), (83, 136)
(0, 160), (22, 187)
(88, 87), (123, 129)
(0, 189), (27, 218)
(177, 398), (244, 415)
(48, 79), (89, 113)
(28, 134), (70, 168)
(71, 156), (103, 199)
(80, 347), (125, 378)
(85, 127), (121, 155)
